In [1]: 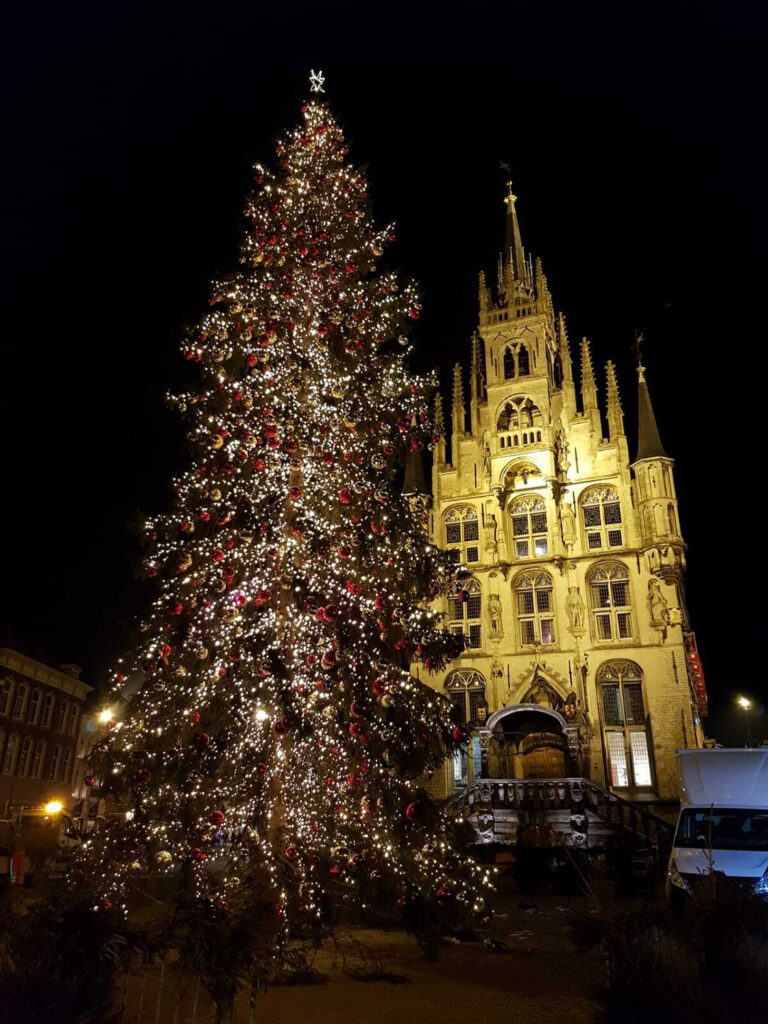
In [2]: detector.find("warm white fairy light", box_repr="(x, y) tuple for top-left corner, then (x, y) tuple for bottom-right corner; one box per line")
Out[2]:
(77, 89), (492, 938)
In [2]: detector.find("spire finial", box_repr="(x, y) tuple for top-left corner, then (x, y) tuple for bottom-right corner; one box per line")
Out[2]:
(606, 360), (625, 439)
(634, 330), (647, 383)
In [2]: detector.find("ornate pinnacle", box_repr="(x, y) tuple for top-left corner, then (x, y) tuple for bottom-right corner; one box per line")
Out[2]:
(434, 392), (445, 434)
(605, 360), (625, 439)
(580, 337), (596, 389)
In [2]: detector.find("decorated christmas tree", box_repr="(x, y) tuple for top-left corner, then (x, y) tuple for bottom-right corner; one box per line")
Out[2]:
(82, 74), (492, 959)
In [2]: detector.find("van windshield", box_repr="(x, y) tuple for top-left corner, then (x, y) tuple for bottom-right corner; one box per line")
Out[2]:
(675, 808), (768, 851)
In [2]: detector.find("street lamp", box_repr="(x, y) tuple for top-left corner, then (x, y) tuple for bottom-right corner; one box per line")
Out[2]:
(737, 696), (752, 747)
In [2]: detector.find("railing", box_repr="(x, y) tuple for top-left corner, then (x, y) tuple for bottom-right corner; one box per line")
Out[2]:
(447, 777), (675, 855)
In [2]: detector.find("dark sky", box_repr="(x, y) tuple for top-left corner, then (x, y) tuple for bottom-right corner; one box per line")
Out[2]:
(1, 0), (765, 744)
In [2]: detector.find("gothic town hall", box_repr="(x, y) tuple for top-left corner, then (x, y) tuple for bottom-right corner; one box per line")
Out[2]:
(417, 187), (706, 843)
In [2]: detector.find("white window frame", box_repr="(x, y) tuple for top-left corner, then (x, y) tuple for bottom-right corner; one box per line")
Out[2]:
(448, 579), (483, 650)
(598, 661), (653, 790)
(0, 678), (13, 717)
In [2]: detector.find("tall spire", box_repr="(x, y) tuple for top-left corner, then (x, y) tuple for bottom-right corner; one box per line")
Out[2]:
(634, 335), (668, 461)
(605, 361), (625, 440)
(503, 181), (526, 282)
(580, 337), (602, 435)
(433, 391), (446, 469)
(451, 362), (465, 445)
(558, 312), (573, 383)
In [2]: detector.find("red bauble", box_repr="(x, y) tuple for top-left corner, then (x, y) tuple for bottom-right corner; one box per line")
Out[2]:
(84, 775), (96, 788)
(209, 810), (225, 827)
(193, 732), (210, 750)
(273, 717), (290, 736)
(405, 802), (417, 821)
(284, 845), (298, 861)
(338, 488), (353, 504)
(289, 485), (303, 500)
(135, 768), (152, 785)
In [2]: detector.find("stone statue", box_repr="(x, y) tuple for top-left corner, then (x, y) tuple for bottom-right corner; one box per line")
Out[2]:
(484, 511), (498, 559)
(560, 499), (577, 549)
(488, 592), (503, 637)
(554, 431), (571, 480)
(482, 440), (492, 482)
(565, 587), (586, 632)
(648, 577), (668, 625)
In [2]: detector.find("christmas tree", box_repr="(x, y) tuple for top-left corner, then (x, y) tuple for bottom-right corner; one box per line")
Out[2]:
(82, 75), (492, 959)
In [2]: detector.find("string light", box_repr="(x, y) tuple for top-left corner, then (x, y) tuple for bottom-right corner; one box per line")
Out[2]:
(77, 82), (492, 940)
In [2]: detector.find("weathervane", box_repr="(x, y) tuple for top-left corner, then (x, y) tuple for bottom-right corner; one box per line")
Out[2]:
(309, 69), (326, 94)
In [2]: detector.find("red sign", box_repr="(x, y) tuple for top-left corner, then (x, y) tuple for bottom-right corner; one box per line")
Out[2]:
(684, 632), (708, 716)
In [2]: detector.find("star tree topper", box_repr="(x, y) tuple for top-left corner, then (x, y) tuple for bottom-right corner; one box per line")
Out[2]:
(309, 69), (326, 94)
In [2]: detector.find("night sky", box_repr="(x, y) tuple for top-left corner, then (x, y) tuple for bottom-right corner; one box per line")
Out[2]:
(1, 0), (765, 744)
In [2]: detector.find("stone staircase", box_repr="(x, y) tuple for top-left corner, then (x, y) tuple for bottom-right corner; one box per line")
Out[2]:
(446, 777), (675, 863)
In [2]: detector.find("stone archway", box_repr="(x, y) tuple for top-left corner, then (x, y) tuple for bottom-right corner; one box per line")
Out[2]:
(483, 704), (572, 780)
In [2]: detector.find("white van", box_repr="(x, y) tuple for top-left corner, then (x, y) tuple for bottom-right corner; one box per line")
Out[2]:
(666, 748), (768, 905)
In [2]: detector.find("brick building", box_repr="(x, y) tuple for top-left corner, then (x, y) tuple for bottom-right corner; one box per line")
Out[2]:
(0, 648), (92, 815)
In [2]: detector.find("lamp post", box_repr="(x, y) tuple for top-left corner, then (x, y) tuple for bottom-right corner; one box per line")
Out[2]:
(737, 696), (752, 747)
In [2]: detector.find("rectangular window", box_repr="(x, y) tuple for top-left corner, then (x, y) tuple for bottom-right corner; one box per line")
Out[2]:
(449, 597), (464, 620)
(463, 520), (479, 542)
(12, 686), (28, 720)
(68, 704), (79, 736)
(48, 746), (61, 781)
(16, 737), (33, 777)
(604, 502), (622, 524)
(40, 694), (55, 729)
(540, 619), (554, 644)
(452, 747), (468, 788)
(623, 683), (645, 724)
(467, 595), (481, 619)
(447, 548), (461, 565)
(608, 529), (623, 547)
(595, 613), (613, 640)
(520, 619), (536, 645)
(629, 731), (652, 786)
(0, 680), (13, 716)
(606, 731), (629, 787)
(446, 523), (461, 544)
(468, 689), (485, 723)
(465, 546), (479, 563)
(617, 613), (632, 639)
(59, 747), (72, 782)
(536, 589), (551, 613)
(601, 683), (623, 725)
(56, 701), (68, 733)
(531, 513), (547, 533)
(512, 516), (529, 536)
(592, 583), (611, 608)
(611, 581), (630, 606)
(584, 506), (601, 527)
(587, 532), (602, 550)
(515, 540), (529, 558)
(517, 591), (535, 615)
(534, 538), (548, 557)
(468, 625), (482, 649)
(449, 691), (466, 722)
(2, 734), (19, 775)
(31, 741), (46, 779)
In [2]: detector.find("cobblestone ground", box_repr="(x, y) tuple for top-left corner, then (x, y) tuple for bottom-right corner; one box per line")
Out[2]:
(116, 878), (616, 1023)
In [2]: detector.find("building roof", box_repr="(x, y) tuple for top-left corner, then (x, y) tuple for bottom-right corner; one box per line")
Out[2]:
(634, 365), (669, 462)
(0, 648), (93, 701)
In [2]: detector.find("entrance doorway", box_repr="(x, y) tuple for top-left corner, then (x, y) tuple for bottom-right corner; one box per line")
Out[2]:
(488, 704), (571, 780)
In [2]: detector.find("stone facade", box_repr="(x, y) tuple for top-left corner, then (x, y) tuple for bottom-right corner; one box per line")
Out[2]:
(418, 187), (704, 805)
(0, 648), (92, 814)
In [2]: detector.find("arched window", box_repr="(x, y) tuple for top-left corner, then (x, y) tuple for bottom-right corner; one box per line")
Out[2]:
(581, 486), (623, 550)
(40, 693), (55, 729)
(59, 747), (73, 783)
(0, 678), (13, 717)
(48, 745), (61, 781)
(31, 740), (46, 779)
(444, 506), (480, 565)
(12, 684), (28, 721)
(553, 352), (563, 389)
(445, 670), (487, 726)
(514, 571), (555, 646)
(518, 344), (530, 376)
(67, 702), (79, 736)
(496, 396), (543, 434)
(16, 736), (33, 777)
(449, 579), (482, 650)
(598, 661), (653, 790)
(503, 347), (515, 379)
(589, 563), (633, 640)
(27, 689), (41, 725)
(510, 496), (549, 558)
(2, 733), (19, 775)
